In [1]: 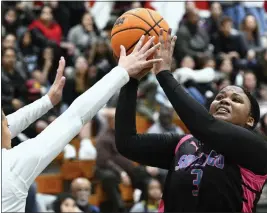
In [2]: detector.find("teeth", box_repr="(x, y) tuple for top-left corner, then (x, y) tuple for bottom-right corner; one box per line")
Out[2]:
(217, 108), (228, 113)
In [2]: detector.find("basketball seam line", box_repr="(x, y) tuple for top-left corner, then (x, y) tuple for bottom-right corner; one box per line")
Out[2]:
(147, 9), (168, 33)
(111, 27), (147, 38)
(124, 12), (160, 36)
(126, 18), (164, 53)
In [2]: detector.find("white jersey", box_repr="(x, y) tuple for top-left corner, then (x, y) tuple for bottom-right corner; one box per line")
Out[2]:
(2, 66), (129, 212)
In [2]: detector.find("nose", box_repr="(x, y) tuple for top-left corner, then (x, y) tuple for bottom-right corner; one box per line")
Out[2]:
(219, 98), (231, 106)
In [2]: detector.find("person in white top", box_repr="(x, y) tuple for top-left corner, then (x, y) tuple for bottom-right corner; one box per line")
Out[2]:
(1, 35), (162, 212)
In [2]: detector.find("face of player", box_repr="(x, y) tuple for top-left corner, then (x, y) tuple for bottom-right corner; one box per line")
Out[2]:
(148, 179), (162, 201)
(2, 111), (12, 150)
(60, 198), (77, 213)
(210, 86), (254, 128)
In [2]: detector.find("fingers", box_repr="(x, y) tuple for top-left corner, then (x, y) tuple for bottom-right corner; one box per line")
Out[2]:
(120, 45), (126, 57)
(139, 36), (155, 54)
(54, 57), (65, 84)
(143, 42), (161, 59)
(170, 35), (177, 56)
(159, 28), (164, 46)
(166, 28), (172, 50)
(144, 58), (163, 68)
(59, 76), (66, 90)
(133, 35), (145, 53)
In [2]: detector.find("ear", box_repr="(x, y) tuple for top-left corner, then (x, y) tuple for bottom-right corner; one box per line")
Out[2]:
(246, 115), (255, 128)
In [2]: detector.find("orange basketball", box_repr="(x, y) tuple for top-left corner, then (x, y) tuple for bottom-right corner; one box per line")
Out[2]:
(111, 8), (169, 58)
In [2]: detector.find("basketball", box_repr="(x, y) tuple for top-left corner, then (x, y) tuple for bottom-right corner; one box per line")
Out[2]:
(111, 8), (169, 58)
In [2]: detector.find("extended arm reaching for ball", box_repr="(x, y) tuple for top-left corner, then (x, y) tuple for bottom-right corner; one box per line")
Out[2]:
(4, 36), (162, 190)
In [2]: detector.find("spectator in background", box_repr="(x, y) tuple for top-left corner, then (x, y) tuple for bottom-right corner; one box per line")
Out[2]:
(259, 113), (267, 136)
(243, 71), (258, 97)
(95, 108), (134, 212)
(29, 5), (62, 48)
(62, 56), (92, 108)
(175, 8), (211, 66)
(211, 16), (248, 61)
(242, 1), (267, 36)
(257, 84), (267, 117)
(205, 2), (223, 36)
(68, 12), (98, 58)
(257, 49), (267, 84)
(147, 106), (184, 135)
(89, 38), (117, 81)
(240, 14), (262, 51)
(71, 178), (99, 213)
(17, 30), (39, 73)
(32, 46), (55, 86)
(53, 193), (81, 213)
(219, 2), (245, 29)
(179, 1), (197, 27)
(2, 7), (19, 36)
(2, 33), (17, 49)
(130, 178), (162, 213)
(1, 48), (28, 114)
(47, 1), (71, 38)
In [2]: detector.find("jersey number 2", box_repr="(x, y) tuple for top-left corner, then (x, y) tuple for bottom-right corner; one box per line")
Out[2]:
(191, 169), (203, 196)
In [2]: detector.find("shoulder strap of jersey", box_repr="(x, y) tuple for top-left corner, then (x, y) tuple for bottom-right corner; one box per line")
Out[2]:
(174, 134), (193, 154)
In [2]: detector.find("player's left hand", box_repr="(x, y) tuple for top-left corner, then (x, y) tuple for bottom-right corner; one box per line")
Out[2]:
(47, 57), (66, 106)
(152, 28), (177, 75)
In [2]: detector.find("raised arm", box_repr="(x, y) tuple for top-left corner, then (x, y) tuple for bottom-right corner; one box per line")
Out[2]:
(154, 28), (267, 175)
(115, 78), (182, 169)
(7, 36), (163, 189)
(7, 59), (68, 139)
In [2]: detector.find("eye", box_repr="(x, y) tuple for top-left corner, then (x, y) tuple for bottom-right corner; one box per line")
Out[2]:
(232, 97), (243, 103)
(215, 95), (223, 101)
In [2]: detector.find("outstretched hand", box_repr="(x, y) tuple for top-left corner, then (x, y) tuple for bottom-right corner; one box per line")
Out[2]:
(152, 28), (177, 75)
(118, 35), (162, 80)
(47, 57), (66, 106)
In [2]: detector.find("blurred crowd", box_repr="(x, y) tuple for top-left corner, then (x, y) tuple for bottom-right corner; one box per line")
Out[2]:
(1, 1), (267, 213)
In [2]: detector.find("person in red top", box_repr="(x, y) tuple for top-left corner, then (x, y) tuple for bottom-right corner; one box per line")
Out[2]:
(29, 5), (62, 48)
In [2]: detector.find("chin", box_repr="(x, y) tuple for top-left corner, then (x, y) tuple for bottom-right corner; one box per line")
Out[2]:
(213, 113), (232, 122)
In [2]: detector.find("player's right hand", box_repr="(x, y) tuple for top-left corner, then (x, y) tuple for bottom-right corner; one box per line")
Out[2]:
(118, 35), (162, 80)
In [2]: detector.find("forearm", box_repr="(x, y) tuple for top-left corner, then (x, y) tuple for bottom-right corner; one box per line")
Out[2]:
(9, 66), (130, 187)
(6, 95), (53, 139)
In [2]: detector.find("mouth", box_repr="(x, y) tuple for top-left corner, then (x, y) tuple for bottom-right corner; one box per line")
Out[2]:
(215, 106), (230, 114)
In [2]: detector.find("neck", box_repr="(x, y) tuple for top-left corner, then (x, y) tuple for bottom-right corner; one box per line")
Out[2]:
(4, 65), (14, 74)
(147, 199), (158, 206)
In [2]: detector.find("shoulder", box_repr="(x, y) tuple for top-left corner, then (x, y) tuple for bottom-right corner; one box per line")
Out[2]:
(175, 134), (200, 155)
(130, 202), (145, 211)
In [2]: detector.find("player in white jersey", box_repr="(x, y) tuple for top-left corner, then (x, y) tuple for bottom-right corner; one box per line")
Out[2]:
(1, 36), (162, 212)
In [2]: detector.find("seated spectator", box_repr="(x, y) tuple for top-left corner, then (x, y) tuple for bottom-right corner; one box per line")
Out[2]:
(259, 113), (267, 137)
(68, 12), (98, 57)
(70, 178), (99, 213)
(205, 2), (223, 36)
(240, 14), (262, 51)
(32, 46), (55, 87)
(95, 108), (151, 212)
(211, 16), (248, 60)
(53, 193), (81, 213)
(219, 2), (245, 29)
(29, 5), (62, 48)
(257, 84), (267, 117)
(242, 1), (267, 36)
(2, 33), (17, 49)
(17, 30), (39, 73)
(243, 71), (258, 97)
(179, 1), (197, 27)
(147, 106), (184, 135)
(130, 178), (162, 213)
(2, 7), (19, 36)
(62, 56), (92, 107)
(88, 38), (117, 81)
(1, 48), (28, 114)
(175, 8), (211, 66)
